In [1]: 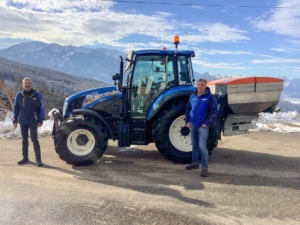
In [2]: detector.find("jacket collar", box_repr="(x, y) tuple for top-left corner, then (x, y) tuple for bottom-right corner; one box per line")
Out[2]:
(193, 86), (211, 96)
(22, 89), (37, 99)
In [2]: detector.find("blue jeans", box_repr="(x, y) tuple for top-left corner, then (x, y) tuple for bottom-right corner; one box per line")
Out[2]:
(191, 124), (209, 168)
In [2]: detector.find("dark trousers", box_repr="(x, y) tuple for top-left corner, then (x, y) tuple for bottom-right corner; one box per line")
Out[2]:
(20, 124), (41, 160)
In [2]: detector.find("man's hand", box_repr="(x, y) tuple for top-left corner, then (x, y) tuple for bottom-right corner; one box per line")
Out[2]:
(186, 122), (191, 128)
(13, 123), (17, 128)
(202, 124), (208, 128)
(38, 123), (43, 127)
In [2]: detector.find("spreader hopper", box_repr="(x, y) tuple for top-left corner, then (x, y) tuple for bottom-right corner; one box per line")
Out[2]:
(208, 77), (284, 136)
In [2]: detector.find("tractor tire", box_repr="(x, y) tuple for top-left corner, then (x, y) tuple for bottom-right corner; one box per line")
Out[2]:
(54, 115), (108, 166)
(152, 101), (192, 163)
(207, 136), (218, 155)
(207, 120), (219, 155)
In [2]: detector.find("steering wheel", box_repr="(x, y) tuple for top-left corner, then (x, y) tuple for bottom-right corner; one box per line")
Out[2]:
(167, 81), (175, 87)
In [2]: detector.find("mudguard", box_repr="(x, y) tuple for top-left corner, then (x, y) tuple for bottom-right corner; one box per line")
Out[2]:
(72, 109), (115, 140)
(146, 86), (195, 121)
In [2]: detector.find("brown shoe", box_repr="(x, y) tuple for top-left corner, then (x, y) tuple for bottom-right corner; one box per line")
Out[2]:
(201, 168), (209, 177)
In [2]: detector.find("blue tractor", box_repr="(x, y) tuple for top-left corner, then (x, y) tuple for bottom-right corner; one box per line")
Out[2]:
(52, 37), (217, 166)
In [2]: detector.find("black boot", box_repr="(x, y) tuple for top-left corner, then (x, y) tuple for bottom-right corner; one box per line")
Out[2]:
(17, 158), (29, 165)
(36, 158), (43, 167)
(34, 146), (43, 167)
(18, 147), (29, 165)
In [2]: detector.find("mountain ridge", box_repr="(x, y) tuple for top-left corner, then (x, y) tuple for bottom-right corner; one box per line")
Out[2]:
(0, 41), (299, 98)
(0, 41), (126, 84)
(0, 56), (108, 96)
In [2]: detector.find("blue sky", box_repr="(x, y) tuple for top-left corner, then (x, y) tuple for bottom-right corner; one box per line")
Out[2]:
(1, 0), (300, 79)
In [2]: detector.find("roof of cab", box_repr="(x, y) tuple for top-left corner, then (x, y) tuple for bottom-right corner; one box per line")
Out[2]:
(134, 49), (195, 56)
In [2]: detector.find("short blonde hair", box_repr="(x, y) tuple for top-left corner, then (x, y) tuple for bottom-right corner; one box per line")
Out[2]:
(22, 77), (33, 84)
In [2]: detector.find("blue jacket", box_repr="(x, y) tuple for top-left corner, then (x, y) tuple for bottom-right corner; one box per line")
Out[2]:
(13, 90), (45, 124)
(185, 87), (218, 128)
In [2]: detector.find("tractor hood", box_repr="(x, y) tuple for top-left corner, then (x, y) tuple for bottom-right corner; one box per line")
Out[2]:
(63, 86), (122, 117)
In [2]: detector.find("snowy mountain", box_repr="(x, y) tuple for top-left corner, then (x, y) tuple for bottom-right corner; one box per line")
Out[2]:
(0, 41), (126, 84)
(193, 71), (217, 81)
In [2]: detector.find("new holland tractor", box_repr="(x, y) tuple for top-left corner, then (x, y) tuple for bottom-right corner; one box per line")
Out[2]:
(52, 36), (283, 166)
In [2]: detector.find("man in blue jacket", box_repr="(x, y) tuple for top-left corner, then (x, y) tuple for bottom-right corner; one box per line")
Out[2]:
(185, 78), (218, 177)
(13, 77), (45, 167)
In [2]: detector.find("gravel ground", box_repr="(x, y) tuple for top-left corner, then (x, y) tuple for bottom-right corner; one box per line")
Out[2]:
(0, 132), (299, 225)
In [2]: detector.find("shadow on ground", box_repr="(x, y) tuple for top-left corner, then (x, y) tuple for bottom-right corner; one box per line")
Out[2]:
(42, 143), (300, 208)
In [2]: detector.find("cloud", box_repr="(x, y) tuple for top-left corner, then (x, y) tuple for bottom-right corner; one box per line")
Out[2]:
(274, 66), (300, 73)
(155, 11), (175, 17)
(270, 48), (292, 53)
(0, 0), (250, 49)
(192, 48), (275, 59)
(275, 66), (300, 73)
(252, 58), (300, 64)
(185, 23), (249, 43)
(7, 0), (114, 12)
(0, 3), (175, 46)
(193, 60), (247, 69)
(196, 49), (252, 55)
(288, 40), (300, 45)
(191, 5), (203, 10)
(115, 41), (186, 52)
(249, 0), (300, 38)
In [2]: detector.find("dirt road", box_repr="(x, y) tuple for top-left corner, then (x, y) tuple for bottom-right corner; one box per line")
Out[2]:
(0, 132), (299, 225)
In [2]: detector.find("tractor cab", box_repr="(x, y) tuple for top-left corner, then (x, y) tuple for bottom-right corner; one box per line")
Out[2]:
(127, 50), (194, 117)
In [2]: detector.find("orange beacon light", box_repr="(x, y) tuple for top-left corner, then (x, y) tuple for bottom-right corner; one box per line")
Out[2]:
(174, 35), (180, 45)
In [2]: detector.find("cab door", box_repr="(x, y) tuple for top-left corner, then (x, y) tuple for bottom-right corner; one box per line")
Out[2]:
(129, 54), (176, 144)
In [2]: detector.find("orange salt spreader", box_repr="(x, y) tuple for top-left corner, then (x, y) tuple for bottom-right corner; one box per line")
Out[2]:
(207, 77), (284, 136)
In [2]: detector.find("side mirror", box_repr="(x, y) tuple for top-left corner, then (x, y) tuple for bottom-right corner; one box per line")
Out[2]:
(112, 73), (122, 81)
(112, 73), (122, 91)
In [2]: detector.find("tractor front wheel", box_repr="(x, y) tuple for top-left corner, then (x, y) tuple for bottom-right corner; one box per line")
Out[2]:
(54, 115), (108, 166)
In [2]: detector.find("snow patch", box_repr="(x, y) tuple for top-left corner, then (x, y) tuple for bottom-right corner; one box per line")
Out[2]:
(251, 111), (300, 133)
(119, 146), (138, 152)
(1, 111), (300, 140)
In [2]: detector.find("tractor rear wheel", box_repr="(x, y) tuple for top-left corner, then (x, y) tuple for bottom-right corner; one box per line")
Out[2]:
(54, 115), (108, 166)
(152, 101), (219, 163)
(152, 101), (192, 163)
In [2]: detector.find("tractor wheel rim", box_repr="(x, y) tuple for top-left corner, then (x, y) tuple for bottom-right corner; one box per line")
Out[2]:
(67, 129), (95, 156)
(169, 115), (192, 153)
